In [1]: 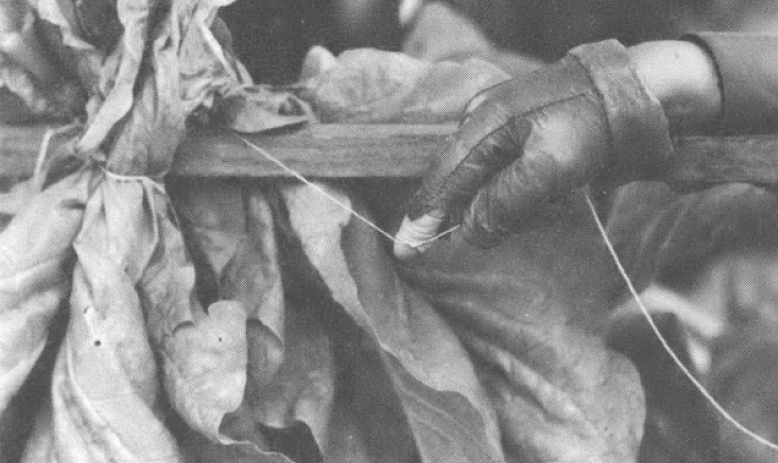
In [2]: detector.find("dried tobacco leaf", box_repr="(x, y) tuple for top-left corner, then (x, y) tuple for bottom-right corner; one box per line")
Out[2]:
(218, 297), (334, 462)
(171, 181), (337, 462)
(295, 47), (509, 123)
(170, 181), (285, 399)
(0, 170), (89, 415)
(391, 190), (649, 462)
(134, 183), (248, 444)
(30, 178), (181, 463)
(18, 398), (55, 463)
(280, 182), (504, 463)
(158, 300), (248, 441)
(457, 323), (644, 463)
(8, 0), (261, 457)
(0, 171), (88, 463)
(17, 176), (251, 462)
(214, 86), (311, 133)
(288, 56), (641, 463)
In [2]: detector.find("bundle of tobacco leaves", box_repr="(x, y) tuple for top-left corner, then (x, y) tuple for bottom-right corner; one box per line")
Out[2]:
(0, 2), (521, 461)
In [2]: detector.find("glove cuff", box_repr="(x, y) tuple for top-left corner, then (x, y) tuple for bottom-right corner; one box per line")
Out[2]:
(569, 39), (673, 184)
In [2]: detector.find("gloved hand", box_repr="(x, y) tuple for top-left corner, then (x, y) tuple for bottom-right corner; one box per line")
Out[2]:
(394, 39), (674, 259)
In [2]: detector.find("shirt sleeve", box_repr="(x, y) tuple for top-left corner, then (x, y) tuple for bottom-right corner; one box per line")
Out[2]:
(683, 32), (778, 133)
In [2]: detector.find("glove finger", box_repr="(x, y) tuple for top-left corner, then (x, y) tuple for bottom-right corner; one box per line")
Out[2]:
(394, 115), (533, 260)
(394, 115), (528, 261)
(395, 59), (599, 260)
(405, 57), (596, 222)
(393, 211), (446, 261)
(406, 105), (530, 221)
(460, 96), (609, 247)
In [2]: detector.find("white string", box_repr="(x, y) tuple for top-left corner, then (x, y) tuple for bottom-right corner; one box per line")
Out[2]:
(583, 191), (778, 452)
(233, 133), (459, 248)
(101, 167), (167, 193)
(236, 130), (776, 449)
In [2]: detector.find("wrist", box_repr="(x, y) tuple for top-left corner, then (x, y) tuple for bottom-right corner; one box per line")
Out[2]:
(627, 40), (722, 132)
(569, 40), (673, 183)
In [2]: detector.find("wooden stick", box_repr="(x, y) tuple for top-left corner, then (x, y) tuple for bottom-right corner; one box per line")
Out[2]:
(176, 124), (456, 178)
(3, 123), (778, 186)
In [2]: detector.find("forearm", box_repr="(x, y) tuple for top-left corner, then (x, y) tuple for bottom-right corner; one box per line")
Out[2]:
(629, 34), (778, 134)
(627, 40), (722, 133)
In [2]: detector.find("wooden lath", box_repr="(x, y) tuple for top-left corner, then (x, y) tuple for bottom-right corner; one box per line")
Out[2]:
(3, 124), (778, 187)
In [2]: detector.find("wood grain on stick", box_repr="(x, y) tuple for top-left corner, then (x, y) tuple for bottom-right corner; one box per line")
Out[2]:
(2, 124), (778, 186)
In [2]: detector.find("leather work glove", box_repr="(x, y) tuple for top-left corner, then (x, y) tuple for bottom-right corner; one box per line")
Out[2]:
(394, 39), (674, 260)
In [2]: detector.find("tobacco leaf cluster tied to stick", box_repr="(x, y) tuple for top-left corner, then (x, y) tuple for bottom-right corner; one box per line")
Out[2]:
(0, 0), (309, 460)
(0, 1), (537, 461)
(12, 0), (772, 460)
